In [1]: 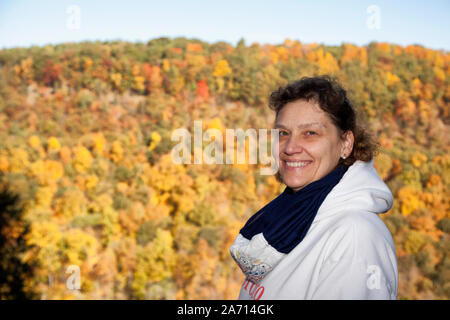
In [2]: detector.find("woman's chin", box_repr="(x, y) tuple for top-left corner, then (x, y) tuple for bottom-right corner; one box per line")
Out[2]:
(282, 177), (308, 191)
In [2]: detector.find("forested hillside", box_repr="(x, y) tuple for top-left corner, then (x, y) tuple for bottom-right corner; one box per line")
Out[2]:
(0, 37), (448, 299)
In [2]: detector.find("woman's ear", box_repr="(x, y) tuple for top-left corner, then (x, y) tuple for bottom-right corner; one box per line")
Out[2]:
(341, 130), (354, 158)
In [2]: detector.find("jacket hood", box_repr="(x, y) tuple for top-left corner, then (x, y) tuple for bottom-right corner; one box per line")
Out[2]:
(314, 158), (393, 222)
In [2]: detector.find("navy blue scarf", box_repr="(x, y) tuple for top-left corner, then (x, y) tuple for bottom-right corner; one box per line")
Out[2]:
(240, 164), (348, 254)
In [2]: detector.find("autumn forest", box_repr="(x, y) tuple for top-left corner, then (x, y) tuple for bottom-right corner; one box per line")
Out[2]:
(0, 37), (448, 299)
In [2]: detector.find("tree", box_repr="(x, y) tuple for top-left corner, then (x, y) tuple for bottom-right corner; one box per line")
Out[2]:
(0, 183), (36, 299)
(41, 59), (62, 87)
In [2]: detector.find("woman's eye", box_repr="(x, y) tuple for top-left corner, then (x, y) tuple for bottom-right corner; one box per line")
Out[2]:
(279, 131), (288, 136)
(306, 131), (316, 136)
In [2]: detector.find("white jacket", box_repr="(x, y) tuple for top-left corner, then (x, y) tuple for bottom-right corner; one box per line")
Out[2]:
(236, 159), (398, 300)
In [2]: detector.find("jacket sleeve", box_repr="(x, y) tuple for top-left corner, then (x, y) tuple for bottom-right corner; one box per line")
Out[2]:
(310, 212), (398, 300)
(311, 256), (396, 299)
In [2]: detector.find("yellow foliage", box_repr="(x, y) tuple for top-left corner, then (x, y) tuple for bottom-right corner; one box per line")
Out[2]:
(283, 38), (293, 47)
(376, 42), (391, 53)
(378, 133), (394, 149)
(148, 131), (162, 151)
(85, 174), (99, 190)
(87, 193), (114, 214)
(146, 154), (192, 192)
(91, 247), (117, 288)
(133, 75), (145, 92)
(397, 186), (424, 216)
(410, 215), (442, 242)
(29, 160), (45, 179)
(186, 53), (206, 69)
(411, 78), (423, 98)
(63, 229), (99, 266)
(21, 57), (33, 72)
(110, 140), (124, 163)
(432, 154), (450, 166)
(110, 73), (122, 88)
(269, 46), (289, 63)
(46, 160), (64, 181)
(186, 43), (203, 52)
(417, 100), (431, 125)
(72, 145), (93, 173)
(171, 186), (196, 215)
(54, 187), (87, 219)
(290, 42), (303, 59)
(207, 117), (224, 133)
(9, 148), (29, 173)
(386, 72), (401, 87)
(162, 108), (173, 121)
(393, 45), (403, 56)
(116, 182), (128, 193)
(133, 229), (176, 296)
(149, 65), (162, 91)
(30, 159), (64, 186)
(276, 46), (289, 62)
(75, 174), (86, 191)
(433, 66), (445, 82)
(3, 39), (450, 300)
(395, 90), (416, 120)
(182, 239), (222, 298)
(213, 59), (232, 77)
(14, 57), (33, 82)
(194, 174), (213, 202)
(132, 64), (141, 77)
(374, 153), (392, 180)
(426, 174), (443, 188)
(144, 154), (196, 216)
(162, 59), (170, 72)
(411, 151), (427, 168)
(24, 221), (63, 273)
(0, 155), (9, 171)
(307, 48), (339, 74)
(145, 201), (171, 222)
(214, 77), (225, 93)
(26, 221), (62, 248)
(59, 146), (72, 164)
(119, 201), (146, 235)
(35, 186), (55, 208)
(404, 230), (427, 255)
(47, 137), (61, 152)
(28, 135), (41, 149)
(92, 132), (107, 156)
(341, 44), (367, 66)
(168, 69), (185, 94)
(83, 57), (93, 71)
(405, 45), (428, 59)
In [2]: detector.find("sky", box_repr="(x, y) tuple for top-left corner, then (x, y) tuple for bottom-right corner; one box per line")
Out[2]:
(0, 0), (449, 51)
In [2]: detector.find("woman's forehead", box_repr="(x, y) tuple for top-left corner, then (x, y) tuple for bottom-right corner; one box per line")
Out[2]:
(275, 122), (328, 130)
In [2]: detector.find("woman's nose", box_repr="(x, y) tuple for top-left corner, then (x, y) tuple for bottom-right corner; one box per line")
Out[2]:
(283, 135), (304, 155)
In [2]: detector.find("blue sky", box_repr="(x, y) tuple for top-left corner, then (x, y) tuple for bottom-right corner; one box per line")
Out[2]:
(0, 0), (449, 50)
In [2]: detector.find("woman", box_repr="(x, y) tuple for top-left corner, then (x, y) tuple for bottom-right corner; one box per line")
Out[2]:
(230, 76), (398, 300)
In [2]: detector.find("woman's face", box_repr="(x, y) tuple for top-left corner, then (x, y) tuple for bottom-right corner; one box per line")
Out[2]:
(275, 99), (354, 192)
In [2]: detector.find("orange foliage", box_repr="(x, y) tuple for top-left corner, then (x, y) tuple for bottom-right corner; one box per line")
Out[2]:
(0, 38), (448, 300)
(196, 79), (209, 99)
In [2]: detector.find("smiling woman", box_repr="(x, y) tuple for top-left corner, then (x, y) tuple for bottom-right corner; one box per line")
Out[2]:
(270, 75), (379, 189)
(274, 99), (353, 192)
(230, 76), (398, 300)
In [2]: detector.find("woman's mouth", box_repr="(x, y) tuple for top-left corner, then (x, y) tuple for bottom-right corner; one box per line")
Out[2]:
(283, 160), (312, 170)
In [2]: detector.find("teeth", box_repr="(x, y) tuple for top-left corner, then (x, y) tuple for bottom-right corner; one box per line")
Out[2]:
(285, 161), (311, 167)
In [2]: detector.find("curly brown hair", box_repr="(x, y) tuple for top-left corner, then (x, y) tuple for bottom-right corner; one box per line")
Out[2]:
(269, 75), (379, 169)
